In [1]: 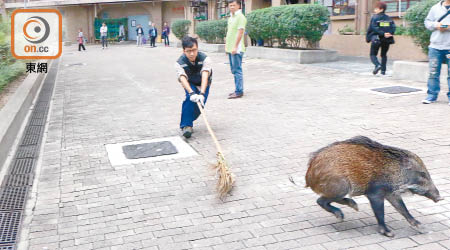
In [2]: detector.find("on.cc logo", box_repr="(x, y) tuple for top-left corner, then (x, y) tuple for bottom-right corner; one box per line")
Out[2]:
(23, 16), (50, 44)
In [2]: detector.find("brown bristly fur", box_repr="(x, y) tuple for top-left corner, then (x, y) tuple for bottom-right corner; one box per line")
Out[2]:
(305, 140), (404, 197)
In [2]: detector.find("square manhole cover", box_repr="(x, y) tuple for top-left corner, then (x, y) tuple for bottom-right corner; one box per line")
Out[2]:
(371, 86), (422, 94)
(106, 137), (198, 166)
(122, 141), (178, 159)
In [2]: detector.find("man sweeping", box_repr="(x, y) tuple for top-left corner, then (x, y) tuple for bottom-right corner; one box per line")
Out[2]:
(175, 36), (213, 138)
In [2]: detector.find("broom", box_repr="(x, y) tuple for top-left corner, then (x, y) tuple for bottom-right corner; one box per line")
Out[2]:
(196, 102), (234, 198)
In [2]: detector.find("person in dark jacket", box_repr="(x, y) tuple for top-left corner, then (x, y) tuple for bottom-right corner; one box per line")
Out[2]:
(174, 37), (213, 138)
(162, 22), (170, 47)
(366, 2), (396, 75)
(149, 23), (158, 48)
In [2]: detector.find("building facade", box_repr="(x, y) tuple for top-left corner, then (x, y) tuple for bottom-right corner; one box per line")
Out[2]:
(4, 0), (422, 43)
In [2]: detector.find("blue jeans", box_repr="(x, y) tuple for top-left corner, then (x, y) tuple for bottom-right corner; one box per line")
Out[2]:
(180, 83), (210, 129)
(425, 48), (450, 101)
(101, 36), (107, 48)
(228, 52), (244, 95)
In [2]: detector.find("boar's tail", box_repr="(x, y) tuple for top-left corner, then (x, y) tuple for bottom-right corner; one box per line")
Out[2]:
(288, 176), (309, 187)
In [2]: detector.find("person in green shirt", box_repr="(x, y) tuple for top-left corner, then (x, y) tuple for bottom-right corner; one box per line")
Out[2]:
(226, 0), (247, 99)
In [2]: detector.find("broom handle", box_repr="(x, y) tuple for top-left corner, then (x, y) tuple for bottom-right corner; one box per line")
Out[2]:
(196, 102), (224, 154)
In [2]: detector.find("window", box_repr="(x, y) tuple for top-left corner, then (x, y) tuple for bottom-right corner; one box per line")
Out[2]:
(384, 0), (421, 13)
(216, 0), (246, 19)
(332, 0), (356, 16)
(191, 0), (208, 21)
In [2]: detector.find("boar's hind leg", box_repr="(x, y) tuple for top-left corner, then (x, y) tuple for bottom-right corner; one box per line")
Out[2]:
(317, 197), (345, 222)
(367, 188), (394, 237)
(385, 193), (421, 228)
(336, 198), (359, 211)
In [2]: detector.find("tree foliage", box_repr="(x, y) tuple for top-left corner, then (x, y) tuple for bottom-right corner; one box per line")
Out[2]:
(404, 0), (439, 54)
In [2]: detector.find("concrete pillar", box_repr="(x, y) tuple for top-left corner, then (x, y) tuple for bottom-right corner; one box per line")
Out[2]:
(0, 0), (7, 23)
(184, 0), (195, 35)
(271, 0), (282, 6)
(88, 5), (94, 43)
(356, 0), (371, 34)
(208, 0), (217, 20)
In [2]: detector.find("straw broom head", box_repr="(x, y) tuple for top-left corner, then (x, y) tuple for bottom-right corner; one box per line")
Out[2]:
(214, 151), (234, 198)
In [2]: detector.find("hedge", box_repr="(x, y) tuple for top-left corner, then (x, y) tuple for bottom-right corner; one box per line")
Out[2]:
(196, 19), (227, 44)
(405, 0), (439, 54)
(172, 20), (192, 40)
(247, 4), (329, 48)
(0, 17), (25, 94)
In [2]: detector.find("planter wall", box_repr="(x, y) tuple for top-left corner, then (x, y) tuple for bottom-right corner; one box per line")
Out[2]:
(198, 43), (225, 53)
(245, 47), (338, 64)
(393, 61), (448, 83)
(320, 35), (427, 62)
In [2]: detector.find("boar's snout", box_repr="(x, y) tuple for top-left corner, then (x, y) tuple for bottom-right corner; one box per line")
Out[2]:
(424, 189), (443, 203)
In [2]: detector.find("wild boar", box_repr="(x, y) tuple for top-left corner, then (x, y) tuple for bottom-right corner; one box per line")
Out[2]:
(303, 136), (443, 237)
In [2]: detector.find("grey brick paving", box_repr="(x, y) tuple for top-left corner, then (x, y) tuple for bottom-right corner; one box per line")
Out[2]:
(17, 44), (450, 250)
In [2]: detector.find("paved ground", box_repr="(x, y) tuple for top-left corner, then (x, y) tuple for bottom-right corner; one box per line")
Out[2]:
(17, 43), (450, 250)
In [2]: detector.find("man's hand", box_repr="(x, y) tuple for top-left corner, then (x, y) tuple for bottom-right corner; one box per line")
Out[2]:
(437, 22), (449, 32)
(190, 94), (205, 106)
(231, 48), (238, 55)
(384, 33), (393, 38)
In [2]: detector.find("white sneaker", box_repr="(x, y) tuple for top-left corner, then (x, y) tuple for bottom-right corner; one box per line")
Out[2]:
(422, 99), (435, 104)
(448, 102), (450, 106)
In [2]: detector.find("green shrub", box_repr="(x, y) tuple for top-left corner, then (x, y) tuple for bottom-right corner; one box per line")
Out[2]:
(172, 20), (192, 40)
(338, 25), (355, 35)
(247, 4), (329, 48)
(405, 0), (439, 54)
(196, 19), (227, 44)
(0, 61), (25, 93)
(394, 25), (410, 36)
(0, 17), (25, 94)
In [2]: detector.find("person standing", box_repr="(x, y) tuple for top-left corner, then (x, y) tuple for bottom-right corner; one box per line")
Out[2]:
(175, 37), (213, 138)
(366, 2), (395, 76)
(162, 22), (170, 47)
(422, 0), (450, 105)
(78, 28), (86, 51)
(100, 22), (108, 49)
(149, 23), (158, 48)
(226, 0), (247, 99)
(136, 24), (144, 46)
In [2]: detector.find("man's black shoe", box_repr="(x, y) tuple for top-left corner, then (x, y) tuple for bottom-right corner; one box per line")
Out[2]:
(373, 65), (382, 75)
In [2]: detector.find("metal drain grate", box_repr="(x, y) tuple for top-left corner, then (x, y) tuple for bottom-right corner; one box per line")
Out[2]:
(0, 212), (21, 244)
(1, 175), (34, 187)
(34, 101), (49, 108)
(15, 145), (37, 159)
(0, 187), (28, 211)
(122, 141), (178, 159)
(20, 134), (40, 146)
(24, 126), (42, 135)
(30, 111), (47, 120)
(29, 118), (45, 126)
(0, 58), (59, 249)
(10, 159), (34, 174)
(371, 86), (422, 94)
(0, 245), (15, 250)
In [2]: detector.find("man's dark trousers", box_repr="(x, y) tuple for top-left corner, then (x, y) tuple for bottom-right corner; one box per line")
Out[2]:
(180, 83), (211, 129)
(370, 40), (390, 72)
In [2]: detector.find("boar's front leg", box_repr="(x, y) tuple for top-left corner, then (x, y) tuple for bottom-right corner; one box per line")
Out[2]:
(367, 184), (394, 237)
(385, 193), (421, 228)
